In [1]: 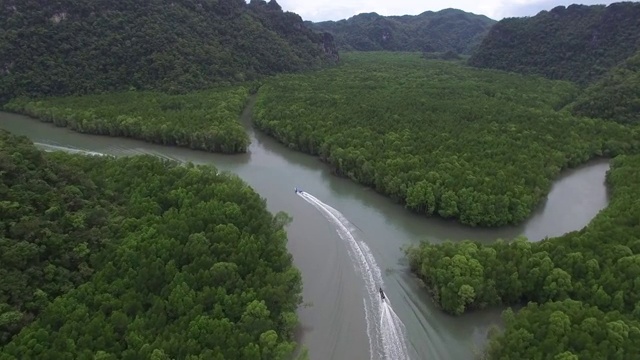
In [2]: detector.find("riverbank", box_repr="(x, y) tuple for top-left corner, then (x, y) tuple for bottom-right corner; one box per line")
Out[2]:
(0, 108), (616, 359)
(406, 154), (640, 357)
(3, 86), (251, 154)
(0, 130), (303, 358)
(252, 52), (639, 227)
(6, 53), (635, 230)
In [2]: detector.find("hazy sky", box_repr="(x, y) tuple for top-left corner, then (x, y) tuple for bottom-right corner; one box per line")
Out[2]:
(272, 0), (623, 22)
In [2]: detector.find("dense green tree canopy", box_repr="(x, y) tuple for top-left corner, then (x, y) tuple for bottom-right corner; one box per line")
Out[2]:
(468, 2), (640, 85)
(0, 131), (119, 344)
(253, 52), (640, 227)
(486, 300), (640, 359)
(0, 0), (338, 103)
(406, 153), (640, 357)
(569, 50), (640, 124)
(306, 8), (495, 54)
(0, 130), (303, 358)
(4, 86), (251, 153)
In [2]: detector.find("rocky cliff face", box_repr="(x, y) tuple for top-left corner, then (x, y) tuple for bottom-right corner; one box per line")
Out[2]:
(248, 0), (340, 64)
(321, 32), (340, 62)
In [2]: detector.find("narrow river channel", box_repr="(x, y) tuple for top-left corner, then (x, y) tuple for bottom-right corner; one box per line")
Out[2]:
(0, 102), (611, 360)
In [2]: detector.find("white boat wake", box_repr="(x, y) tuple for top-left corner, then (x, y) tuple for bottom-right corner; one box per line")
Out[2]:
(35, 142), (105, 156)
(34, 143), (180, 163)
(298, 191), (411, 360)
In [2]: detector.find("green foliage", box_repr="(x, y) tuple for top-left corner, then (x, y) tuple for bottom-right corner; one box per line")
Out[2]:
(485, 300), (640, 359)
(0, 0), (338, 102)
(422, 50), (465, 61)
(406, 154), (640, 356)
(253, 52), (640, 227)
(0, 130), (303, 358)
(306, 8), (495, 54)
(469, 2), (640, 85)
(0, 132), (119, 344)
(569, 50), (640, 124)
(4, 86), (251, 153)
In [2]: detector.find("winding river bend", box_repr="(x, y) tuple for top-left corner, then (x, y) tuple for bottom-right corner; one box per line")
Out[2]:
(0, 101), (610, 360)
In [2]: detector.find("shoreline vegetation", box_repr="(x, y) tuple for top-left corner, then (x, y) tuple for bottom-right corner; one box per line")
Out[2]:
(0, 130), (304, 358)
(6, 52), (638, 227)
(406, 154), (640, 357)
(3, 86), (253, 154)
(252, 52), (640, 227)
(250, 51), (640, 357)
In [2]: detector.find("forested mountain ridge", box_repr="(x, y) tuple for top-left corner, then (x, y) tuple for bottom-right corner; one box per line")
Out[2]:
(0, 0), (338, 103)
(568, 50), (640, 124)
(305, 8), (496, 54)
(468, 2), (640, 85)
(0, 130), (304, 357)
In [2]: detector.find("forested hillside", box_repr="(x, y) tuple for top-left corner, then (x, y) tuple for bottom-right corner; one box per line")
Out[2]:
(406, 154), (640, 358)
(306, 9), (495, 54)
(569, 50), (640, 124)
(0, 0), (338, 103)
(468, 2), (640, 85)
(253, 52), (640, 227)
(0, 130), (303, 358)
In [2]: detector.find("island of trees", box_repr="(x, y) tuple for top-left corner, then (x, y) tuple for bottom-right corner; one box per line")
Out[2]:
(0, 130), (304, 359)
(4, 86), (253, 153)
